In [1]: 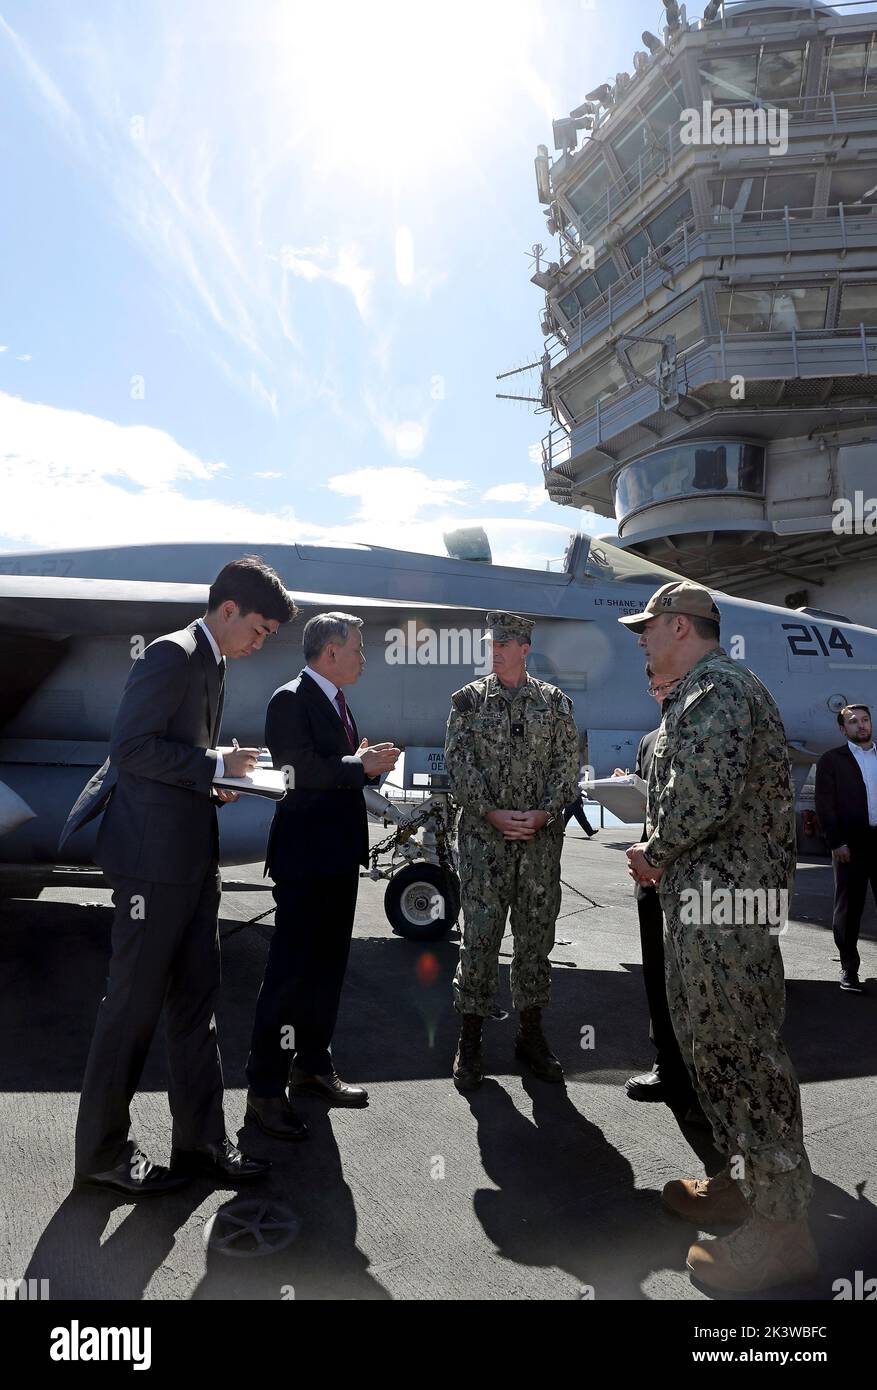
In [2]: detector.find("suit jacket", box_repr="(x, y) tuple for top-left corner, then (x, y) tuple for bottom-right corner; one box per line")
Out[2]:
(264, 671), (376, 880)
(635, 726), (660, 902)
(59, 623), (225, 884)
(815, 743), (876, 852)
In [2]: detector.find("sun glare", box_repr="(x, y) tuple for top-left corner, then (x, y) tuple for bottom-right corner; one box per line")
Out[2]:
(273, 0), (551, 185)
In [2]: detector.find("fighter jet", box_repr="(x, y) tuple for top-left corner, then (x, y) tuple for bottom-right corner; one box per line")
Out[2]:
(1, 531), (873, 935)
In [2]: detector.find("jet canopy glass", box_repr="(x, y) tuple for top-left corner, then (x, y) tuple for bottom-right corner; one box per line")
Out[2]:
(566, 534), (683, 586)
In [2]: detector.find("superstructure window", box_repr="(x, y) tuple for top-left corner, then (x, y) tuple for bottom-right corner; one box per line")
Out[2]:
(710, 174), (816, 220)
(594, 259), (621, 294)
(828, 169), (877, 214)
(700, 48), (806, 103)
(623, 192), (692, 268)
(822, 37), (877, 104)
(567, 158), (612, 228)
(758, 48), (807, 101)
(557, 354), (627, 422)
(716, 286), (828, 332)
(557, 256), (621, 324)
(623, 229), (651, 267)
(624, 302), (706, 379)
(613, 82), (685, 179)
(612, 443), (765, 522)
(645, 192), (693, 251)
(838, 283), (877, 327)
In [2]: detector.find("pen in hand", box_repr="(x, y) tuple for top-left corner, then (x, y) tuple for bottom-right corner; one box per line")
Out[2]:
(225, 738), (260, 778)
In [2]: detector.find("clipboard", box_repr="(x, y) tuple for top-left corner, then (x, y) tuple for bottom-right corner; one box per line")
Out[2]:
(581, 774), (647, 824)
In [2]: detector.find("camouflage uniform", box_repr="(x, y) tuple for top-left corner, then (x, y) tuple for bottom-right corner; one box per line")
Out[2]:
(445, 671), (579, 1017)
(644, 648), (813, 1221)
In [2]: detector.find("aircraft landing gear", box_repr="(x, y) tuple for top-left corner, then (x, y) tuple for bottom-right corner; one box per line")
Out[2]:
(363, 782), (460, 942)
(384, 862), (460, 942)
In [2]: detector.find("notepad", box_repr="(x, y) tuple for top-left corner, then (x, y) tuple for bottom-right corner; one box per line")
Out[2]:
(215, 768), (288, 800)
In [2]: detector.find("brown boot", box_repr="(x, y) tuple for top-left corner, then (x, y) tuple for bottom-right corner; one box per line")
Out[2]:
(515, 1006), (564, 1083)
(662, 1169), (751, 1226)
(452, 1014), (483, 1092)
(687, 1213), (819, 1293)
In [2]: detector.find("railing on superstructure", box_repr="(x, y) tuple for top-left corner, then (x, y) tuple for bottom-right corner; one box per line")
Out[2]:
(547, 201), (877, 365)
(555, 90), (877, 263)
(541, 322), (877, 483)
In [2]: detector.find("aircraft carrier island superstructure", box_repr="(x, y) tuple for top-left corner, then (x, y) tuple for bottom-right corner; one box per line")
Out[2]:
(532, 0), (877, 624)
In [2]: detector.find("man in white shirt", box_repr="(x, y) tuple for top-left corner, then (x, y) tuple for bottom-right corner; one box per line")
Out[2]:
(815, 704), (877, 993)
(62, 557), (297, 1194)
(245, 613), (400, 1135)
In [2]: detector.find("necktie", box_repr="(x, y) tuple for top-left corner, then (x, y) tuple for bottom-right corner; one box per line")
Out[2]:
(335, 689), (357, 752)
(212, 659), (226, 745)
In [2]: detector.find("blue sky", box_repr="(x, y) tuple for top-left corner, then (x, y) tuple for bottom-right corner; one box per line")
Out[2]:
(0, 0), (670, 568)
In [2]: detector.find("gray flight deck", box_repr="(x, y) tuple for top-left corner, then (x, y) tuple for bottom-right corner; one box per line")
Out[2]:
(1, 826), (874, 1302)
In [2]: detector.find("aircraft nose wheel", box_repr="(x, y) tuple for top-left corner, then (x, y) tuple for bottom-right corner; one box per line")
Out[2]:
(384, 863), (460, 941)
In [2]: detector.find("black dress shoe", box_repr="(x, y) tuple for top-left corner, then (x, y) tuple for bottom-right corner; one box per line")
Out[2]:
(170, 1137), (271, 1182)
(246, 1092), (309, 1141)
(289, 1066), (369, 1107)
(625, 1069), (669, 1101)
(840, 971), (865, 993)
(74, 1146), (190, 1197)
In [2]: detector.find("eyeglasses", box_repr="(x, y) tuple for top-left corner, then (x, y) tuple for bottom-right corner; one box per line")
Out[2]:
(647, 677), (681, 696)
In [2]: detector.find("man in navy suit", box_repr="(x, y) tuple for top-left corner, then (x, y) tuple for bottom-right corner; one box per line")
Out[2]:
(245, 612), (400, 1136)
(61, 556), (297, 1195)
(815, 703), (877, 994)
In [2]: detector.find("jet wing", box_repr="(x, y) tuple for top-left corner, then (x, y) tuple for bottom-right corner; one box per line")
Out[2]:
(0, 574), (492, 731)
(0, 574), (485, 638)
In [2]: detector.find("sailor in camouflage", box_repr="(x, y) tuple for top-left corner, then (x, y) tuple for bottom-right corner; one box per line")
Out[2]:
(621, 581), (817, 1295)
(444, 612), (579, 1090)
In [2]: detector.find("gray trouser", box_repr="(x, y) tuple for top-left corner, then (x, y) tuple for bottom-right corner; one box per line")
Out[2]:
(75, 866), (225, 1174)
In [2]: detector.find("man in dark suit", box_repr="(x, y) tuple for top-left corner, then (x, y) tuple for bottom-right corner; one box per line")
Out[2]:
(815, 703), (876, 994)
(60, 556), (297, 1195)
(245, 612), (400, 1136)
(623, 667), (700, 1113)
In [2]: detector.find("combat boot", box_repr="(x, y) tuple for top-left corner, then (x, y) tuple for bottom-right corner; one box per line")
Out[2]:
(515, 1006), (564, 1083)
(452, 1014), (483, 1092)
(687, 1212), (819, 1293)
(662, 1168), (751, 1227)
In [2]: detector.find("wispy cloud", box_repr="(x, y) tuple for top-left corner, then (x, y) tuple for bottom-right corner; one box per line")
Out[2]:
(274, 242), (375, 322)
(327, 466), (470, 526)
(249, 371), (278, 417)
(483, 483), (547, 510)
(0, 12), (84, 147)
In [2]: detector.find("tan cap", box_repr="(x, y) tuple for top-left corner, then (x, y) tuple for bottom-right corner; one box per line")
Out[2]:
(617, 581), (721, 635)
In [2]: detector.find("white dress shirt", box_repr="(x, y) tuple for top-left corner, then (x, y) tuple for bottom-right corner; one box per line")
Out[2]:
(847, 739), (877, 826)
(273, 666), (361, 762)
(196, 618), (224, 781)
(302, 663), (339, 705)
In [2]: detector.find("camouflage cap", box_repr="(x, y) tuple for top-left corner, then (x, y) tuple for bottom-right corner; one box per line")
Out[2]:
(617, 580), (721, 635)
(484, 611), (535, 643)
